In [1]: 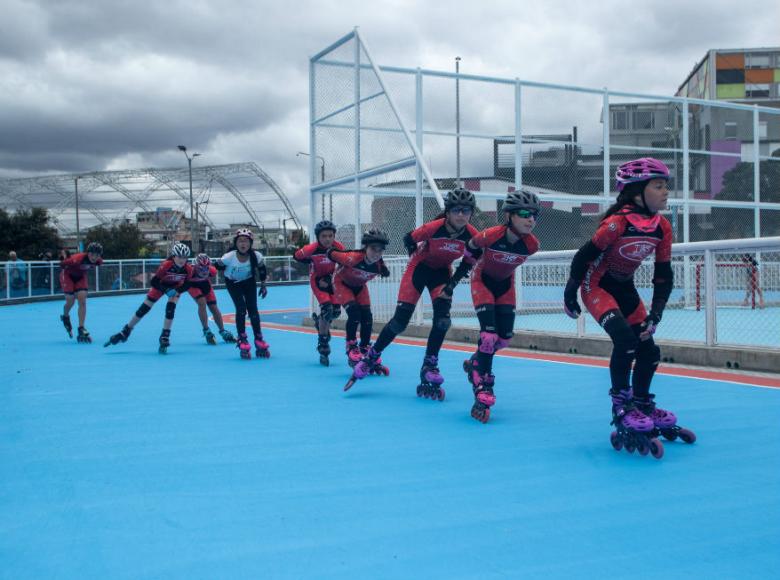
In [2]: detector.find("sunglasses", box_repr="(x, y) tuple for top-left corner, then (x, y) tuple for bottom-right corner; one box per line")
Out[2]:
(367, 244), (386, 252)
(512, 209), (539, 219)
(449, 206), (473, 215)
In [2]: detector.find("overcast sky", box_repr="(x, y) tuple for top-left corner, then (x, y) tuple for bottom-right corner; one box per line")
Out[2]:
(2, 0), (778, 217)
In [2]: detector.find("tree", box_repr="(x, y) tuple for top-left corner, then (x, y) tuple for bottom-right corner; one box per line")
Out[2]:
(85, 223), (155, 259)
(719, 149), (780, 204)
(0, 207), (62, 260)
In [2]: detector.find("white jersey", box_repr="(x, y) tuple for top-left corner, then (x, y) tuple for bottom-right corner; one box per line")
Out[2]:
(219, 250), (265, 282)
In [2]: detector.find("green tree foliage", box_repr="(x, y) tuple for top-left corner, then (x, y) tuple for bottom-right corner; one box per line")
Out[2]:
(85, 222), (155, 259)
(718, 150), (780, 203)
(0, 207), (62, 260)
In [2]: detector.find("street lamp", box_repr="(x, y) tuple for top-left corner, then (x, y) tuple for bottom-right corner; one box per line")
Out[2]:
(297, 151), (330, 220)
(177, 145), (201, 250)
(195, 199), (208, 253)
(74, 176), (82, 252)
(282, 217), (296, 252)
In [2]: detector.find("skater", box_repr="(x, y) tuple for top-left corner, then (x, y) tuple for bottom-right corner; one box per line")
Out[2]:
(293, 220), (345, 366)
(104, 242), (193, 354)
(563, 157), (695, 459)
(328, 229), (391, 391)
(352, 188), (479, 400)
(740, 254), (766, 309)
(188, 253), (236, 345)
(462, 190), (540, 423)
(213, 228), (269, 360)
(59, 242), (104, 343)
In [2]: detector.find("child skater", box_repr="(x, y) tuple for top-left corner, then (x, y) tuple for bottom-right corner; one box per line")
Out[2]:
(104, 242), (193, 353)
(563, 157), (695, 459)
(214, 228), (269, 360)
(188, 253), (236, 345)
(59, 241), (103, 343)
(462, 190), (540, 423)
(293, 220), (345, 366)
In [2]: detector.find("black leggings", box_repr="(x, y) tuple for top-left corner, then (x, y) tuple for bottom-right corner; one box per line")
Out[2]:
(226, 278), (262, 338)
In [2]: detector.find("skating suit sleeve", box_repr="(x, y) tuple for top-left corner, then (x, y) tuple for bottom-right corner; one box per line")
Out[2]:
(254, 251), (267, 282)
(293, 242), (318, 263)
(300, 242), (343, 279)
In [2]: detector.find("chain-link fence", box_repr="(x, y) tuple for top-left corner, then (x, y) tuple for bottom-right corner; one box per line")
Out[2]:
(309, 30), (780, 253)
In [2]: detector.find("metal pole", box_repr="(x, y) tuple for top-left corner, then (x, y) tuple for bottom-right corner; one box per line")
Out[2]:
(188, 156), (196, 250)
(514, 79), (522, 191)
(456, 56), (461, 187)
(415, 68), (424, 229)
(354, 32), (362, 248)
(602, 89), (610, 203)
(753, 105), (760, 238)
(195, 201), (200, 252)
(74, 177), (82, 252)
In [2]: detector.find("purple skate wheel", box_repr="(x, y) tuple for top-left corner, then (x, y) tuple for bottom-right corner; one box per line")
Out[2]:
(649, 438), (665, 459)
(436, 388), (445, 402)
(638, 441), (650, 456)
(679, 428), (696, 444)
(416, 385), (423, 398)
(610, 431), (623, 451)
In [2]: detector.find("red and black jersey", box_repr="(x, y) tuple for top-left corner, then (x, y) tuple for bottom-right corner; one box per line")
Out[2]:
(327, 249), (386, 288)
(150, 259), (193, 289)
(407, 218), (479, 270)
(587, 210), (672, 283)
(60, 252), (103, 280)
(190, 264), (217, 284)
(294, 241), (345, 278)
(471, 225), (539, 281)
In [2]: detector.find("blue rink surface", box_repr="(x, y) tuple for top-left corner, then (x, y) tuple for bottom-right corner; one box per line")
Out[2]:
(1, 285), (779, 579)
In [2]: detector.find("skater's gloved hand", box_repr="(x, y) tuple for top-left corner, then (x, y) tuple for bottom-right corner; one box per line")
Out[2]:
(379, 264), (390, 278)
(317, 275), (332, 290)
(403, 233), (417, 257)
(258, 283), (268, 299)
(440, 282), (455, 300)
(639, 309), (662, 340)
(165, 288), (178, 298)
(563, 277), (581, 319)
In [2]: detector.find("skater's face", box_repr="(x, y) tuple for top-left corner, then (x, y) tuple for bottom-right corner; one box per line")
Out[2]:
(173, 255), (188, 267)
(318, 230), (335, 248)
(87, 251), (101, 263)
(236, 236), (252, 253)
(446, 206), (472, 230)
(636, 179), (669, 213)
(365, 244), (385, 263)
(508, 209), (537, 235)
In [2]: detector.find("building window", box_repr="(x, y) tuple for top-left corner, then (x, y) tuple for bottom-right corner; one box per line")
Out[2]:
(612, 110), (628, 131)
(746, 83), (770, 98)
(633, 111), (654, 130)
(724, 122), (737, 140)
(746, 53), (770, 68)
(759, 121), (768, 139)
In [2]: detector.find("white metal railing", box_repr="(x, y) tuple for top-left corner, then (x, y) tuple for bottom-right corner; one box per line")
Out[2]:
(365, 237), (780, 349)
(1, 256), (310, 302)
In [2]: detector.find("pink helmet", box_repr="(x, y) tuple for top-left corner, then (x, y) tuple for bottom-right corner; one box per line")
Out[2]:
(615, 158), (670, 192)
(233, 228), (254, 243)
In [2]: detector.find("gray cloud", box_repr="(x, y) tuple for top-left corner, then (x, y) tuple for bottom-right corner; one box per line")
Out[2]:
(1, 0), (778, 222)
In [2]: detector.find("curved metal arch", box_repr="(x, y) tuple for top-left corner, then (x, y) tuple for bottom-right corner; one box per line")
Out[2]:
(145, 169), (218, 230)
(239, 162), (302, 229)
(206, 170), (262, 228)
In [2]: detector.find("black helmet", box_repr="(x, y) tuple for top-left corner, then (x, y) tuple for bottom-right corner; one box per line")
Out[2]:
(314, 220), (337, 237)
(444, 187), (476, 211)
(86, 241), (103, 255)
(502, 189), (541, 214)
(361, 228), (389, 247)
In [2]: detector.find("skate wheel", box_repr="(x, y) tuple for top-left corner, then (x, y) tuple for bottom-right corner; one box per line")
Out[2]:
(638, 441), (650, 456)
(610, 431), (623, 451)
(480, 408), (490, 423)
(678, 428), (696, 444)
(381, 367), (389, 376)
(436, 388), (445, 402)
(320, 356), (330, 367)
(625, 442), (636, 454)
(649, 438), (665, 459)
(660, 429), (678, 442)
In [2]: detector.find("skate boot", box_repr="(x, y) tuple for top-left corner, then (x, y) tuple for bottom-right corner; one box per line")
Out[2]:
(76, 326), (92, 344)
(346, 340), (363, 368)
(237, 333), (252, 359)
(344, 346), (387, 391)
(254, 336), (270, 358)
(61, 314), (73, 338)
(634, 393), (696, 444)
(158, 329), (171, 354)
(203, 327), (217, 345)
(416, 355), (445, 401)
(104, 324), (132, 347)
(362, 343), (389, 376)
(609, 388), (664, 459)
(471, 373), (496, 424)
(317, 334), (331, 366)
(219, 328), (236, 343)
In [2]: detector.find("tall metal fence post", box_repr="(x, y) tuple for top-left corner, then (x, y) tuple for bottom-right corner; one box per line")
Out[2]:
(50, 262), (54, 295)
(119, 261), (123, 290)
(753, 105), (760, 238)
(142, 260), (147, 289)
(414, 68), (425, 328)
(704, 249), (717, 346)
(682, 100), (692, 305)
(27, 263), (31, 297)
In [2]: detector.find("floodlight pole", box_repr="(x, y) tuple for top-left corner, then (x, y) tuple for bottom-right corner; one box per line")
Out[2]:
(455, 56), (461, 187)
(74, 176), (82, 252)
(177, 145), (201, 250)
